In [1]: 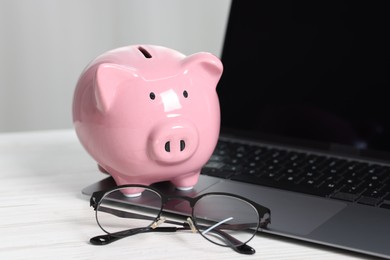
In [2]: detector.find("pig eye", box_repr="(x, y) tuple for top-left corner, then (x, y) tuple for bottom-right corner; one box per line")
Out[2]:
(183, 90), (188, 98)
(149, 92), (156, 100)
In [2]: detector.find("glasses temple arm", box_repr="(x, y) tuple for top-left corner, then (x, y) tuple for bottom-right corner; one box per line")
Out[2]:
(205, 227), (255, 255)
(97, 206), (191, 227)
(90, 224), (191, 246)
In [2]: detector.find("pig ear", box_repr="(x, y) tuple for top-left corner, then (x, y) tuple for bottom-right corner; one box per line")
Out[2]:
(182, 52), (223, 88)
(94, 63), (139, 113)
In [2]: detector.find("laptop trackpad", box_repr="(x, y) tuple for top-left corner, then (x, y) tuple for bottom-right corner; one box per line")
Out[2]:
(187, 180), (347, 236)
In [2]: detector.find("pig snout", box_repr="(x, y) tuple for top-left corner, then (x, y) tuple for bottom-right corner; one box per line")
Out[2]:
(149, 122), (199, 164)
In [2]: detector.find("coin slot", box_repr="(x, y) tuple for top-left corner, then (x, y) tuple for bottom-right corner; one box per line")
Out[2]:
(138, 46), (152, 58)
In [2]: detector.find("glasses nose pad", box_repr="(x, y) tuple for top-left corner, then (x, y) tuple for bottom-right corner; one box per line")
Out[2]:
(186, 217), (197, 233)
(151, 217), (166, 229)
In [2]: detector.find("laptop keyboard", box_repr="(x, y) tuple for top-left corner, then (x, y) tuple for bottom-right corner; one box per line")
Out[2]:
(201, 139), (390, 209)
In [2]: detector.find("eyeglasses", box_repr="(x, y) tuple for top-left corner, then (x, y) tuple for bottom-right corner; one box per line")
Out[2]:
(89, 184), (271, 255)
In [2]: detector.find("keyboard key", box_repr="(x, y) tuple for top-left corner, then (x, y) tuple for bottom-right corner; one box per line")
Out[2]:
(317, 181), (343, 196)
(383, 193), (390, 203)
(208, 154), (224, 162)
(204, 161), (224, 169)
(358, 197), (383, 206)
(222, 164), (243, 173)
(201, 167), (234, 179)
(320, 158), (348, 169)
(380, 194), (390, 209)
(338, 183), (365, 195)
(301, 170), (324, 180)
(282, 167), (303, 177)
(331, 192), (360, 202)
(306, 154), (327, 165)
(304, 164), (326, 173)
(380, 203), (390, 209)
(286, 152), (307, 163)
(362, 188), (387, 199)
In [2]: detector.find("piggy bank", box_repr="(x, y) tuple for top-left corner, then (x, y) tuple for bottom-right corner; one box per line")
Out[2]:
(73, 45), (223, 192)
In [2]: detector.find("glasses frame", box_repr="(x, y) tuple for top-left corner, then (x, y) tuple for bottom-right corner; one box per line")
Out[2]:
(90, 184), (271, 255)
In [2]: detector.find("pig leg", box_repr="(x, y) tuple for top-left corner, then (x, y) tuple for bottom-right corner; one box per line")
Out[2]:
(171, 171), (200, 190)
(98, 164), (110, 174)
(97, 166), (146, 196)
(110, 174), (147, 197)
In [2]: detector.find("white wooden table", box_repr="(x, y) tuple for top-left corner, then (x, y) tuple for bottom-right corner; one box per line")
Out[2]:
(0, 129), (371, 259)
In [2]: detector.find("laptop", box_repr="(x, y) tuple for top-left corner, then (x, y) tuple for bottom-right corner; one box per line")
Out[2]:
(83, 1), (390, 258)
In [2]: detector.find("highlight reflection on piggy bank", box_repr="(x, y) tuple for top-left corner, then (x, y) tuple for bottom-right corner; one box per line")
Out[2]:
(73, 45), (223, 192)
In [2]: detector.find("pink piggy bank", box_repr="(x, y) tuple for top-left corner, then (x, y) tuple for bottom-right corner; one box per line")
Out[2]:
(73, 45), (223, 192)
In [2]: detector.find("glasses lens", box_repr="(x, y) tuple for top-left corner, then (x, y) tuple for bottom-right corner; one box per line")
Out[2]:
(96, 187), (163, 234)
(193, 194), (259, 247)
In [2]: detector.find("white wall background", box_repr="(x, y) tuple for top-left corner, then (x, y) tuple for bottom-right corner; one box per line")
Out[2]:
(0, 0), (231, 132)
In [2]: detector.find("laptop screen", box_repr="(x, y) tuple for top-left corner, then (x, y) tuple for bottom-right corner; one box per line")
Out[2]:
(218, 1), (390, 158)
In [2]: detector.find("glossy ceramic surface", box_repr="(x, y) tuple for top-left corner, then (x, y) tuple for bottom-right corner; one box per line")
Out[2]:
(73, 45), (223, 191)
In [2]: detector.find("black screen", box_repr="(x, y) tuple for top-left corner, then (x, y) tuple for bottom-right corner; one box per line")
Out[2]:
(218, 1), (390, 156)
